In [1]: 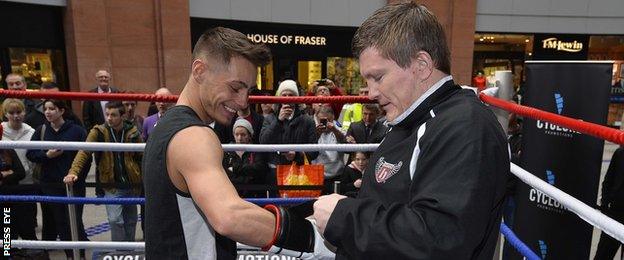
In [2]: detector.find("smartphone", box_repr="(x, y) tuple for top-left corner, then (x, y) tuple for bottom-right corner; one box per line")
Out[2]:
(320, 118), (328, 126)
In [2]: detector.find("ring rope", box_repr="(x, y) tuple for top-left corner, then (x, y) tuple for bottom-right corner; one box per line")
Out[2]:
(0, 141), (378, 152)
(0, 89), (374, 104)
(480, 93), (624, 145)
(510, 163), (624, 243)
(499, 223), (541, 260)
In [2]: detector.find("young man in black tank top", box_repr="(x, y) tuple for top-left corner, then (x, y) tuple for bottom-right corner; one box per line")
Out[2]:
(142, 27), (333, 259)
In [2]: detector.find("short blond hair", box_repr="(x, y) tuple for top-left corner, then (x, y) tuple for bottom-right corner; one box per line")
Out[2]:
(2, 98), (25, 114)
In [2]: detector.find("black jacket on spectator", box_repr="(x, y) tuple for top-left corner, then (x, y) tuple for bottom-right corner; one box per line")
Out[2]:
(260, 105), (318, 164)
(340, 165), (362, 197)
(26, 121), (88, 185)
(214, 110), (264, 144)
(346, 120), (388, 143)
(0, 149), (25, 191)
(82, 87), (119, 131)
(222, 150), (269, 198)
(601, 147), (624, 210)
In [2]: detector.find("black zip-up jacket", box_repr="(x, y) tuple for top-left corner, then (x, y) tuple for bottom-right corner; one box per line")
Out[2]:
(324, 80), (510, 259)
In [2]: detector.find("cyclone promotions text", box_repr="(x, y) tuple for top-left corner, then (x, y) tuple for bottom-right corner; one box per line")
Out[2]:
(529, 188), (567, 213)
(536, 120), (580, 138)
(237, 254), (299, 260)
(247, 34), (327, 46)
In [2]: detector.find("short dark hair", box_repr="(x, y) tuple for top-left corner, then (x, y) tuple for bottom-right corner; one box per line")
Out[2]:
(192, 27), (271, 67)
(352, 2), (451, 74)
(105, 101), (126, 115)
(363, 104), (380, 114)
(43, 99), (68, 111)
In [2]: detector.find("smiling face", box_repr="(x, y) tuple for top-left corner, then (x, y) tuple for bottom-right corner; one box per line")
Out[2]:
(95, 70), (111, 90)
(359, 47), (426, 123)
(195, 56), (257, 125)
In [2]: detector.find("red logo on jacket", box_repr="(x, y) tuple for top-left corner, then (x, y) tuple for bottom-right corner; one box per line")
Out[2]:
(374, 157), (402, 183)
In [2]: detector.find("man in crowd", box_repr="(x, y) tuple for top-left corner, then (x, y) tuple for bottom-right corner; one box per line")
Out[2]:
(64, 101), (143, 242)
(24, 82), (84, 130)
(142, 87), (173, 141)
(313, 2), (510, 259)
(4, 73), (36, 115)
(122, 98), (144, 131)
(83, 70), (120, 131)
(345, 103), (387, 144)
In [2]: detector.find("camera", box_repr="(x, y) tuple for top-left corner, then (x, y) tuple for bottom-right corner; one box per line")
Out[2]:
(317, 79), (328, 86)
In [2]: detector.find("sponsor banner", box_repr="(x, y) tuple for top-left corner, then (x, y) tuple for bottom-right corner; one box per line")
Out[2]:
(93, 251), (145, 260)
(509, 62), (612, 259)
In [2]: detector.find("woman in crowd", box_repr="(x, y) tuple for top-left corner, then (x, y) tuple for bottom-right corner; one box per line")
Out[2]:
(26, 99), (89, 259)
(223, 119), (269, 198)
(340, 151), (370, 197)
(1, 98), (37, 240)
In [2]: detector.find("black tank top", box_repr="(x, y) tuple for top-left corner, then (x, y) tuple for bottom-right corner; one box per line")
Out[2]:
(143, 105), (236, 260)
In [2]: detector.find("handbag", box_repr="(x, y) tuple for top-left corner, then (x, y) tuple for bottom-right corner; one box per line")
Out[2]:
(31, 124), (45, 183)
(276, 153), (323, 198)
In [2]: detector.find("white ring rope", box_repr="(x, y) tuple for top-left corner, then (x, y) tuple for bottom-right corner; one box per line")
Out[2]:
(12, 240), (144, 250)
(0, 141), (378, 152)
(4, 142), (624, 246)
(511, 163), (624, 243)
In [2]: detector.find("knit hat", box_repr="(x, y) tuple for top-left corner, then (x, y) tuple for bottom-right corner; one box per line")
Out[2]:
(232, 118), (254, 136)
(276, 80), (299, 96)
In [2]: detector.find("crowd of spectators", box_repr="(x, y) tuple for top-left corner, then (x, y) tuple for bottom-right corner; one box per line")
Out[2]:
(0, 71), (387, 259)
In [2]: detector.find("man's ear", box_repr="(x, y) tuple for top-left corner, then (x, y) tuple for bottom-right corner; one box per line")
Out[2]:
(191, 59), (206, 84)
(411, 51), (434, 81)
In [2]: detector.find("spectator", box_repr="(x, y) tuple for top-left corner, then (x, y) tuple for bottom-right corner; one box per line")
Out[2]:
(142, 87), (173, 141)
(25, 82), (84, 130)
(312, 106), (346, 194)
(222, 119), (269, 198)
(83, 70), (120, 131)
(340, 87), (369, 131)
(340, 151), (369, 197)
(4, 73), (36, 116)
(0, 148), (26, 245)
(122, 98), (144, 131)
(64, 101), (143, 242)
(214, 105), (264, 144)
(26, 99), (89, 259)
(346, 104), (388, 144)
(307, 79), (345, 117)
(260, 80), (318, 196)
(594, 145), (624, 259)
(1, 99), (37, 240)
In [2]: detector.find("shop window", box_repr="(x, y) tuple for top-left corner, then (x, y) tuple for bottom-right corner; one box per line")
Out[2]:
(297, 61), (322, 93)
(8, 47), (66, 90)
(327, 57), (365, 95)
(257, 61), (274, 91)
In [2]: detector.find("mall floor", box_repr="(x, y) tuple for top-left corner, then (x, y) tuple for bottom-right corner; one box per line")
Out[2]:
(37, 142), (622, 260)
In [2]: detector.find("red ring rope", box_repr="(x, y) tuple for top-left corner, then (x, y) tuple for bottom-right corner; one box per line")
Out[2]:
(0, 89), (373, 104)
(479, 93), (624, 145)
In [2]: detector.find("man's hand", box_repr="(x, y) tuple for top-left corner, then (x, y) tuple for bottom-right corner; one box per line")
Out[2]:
(346, 135), (356, 144)
(0, 170), (13, 178)
(313, 194), (347, 234)
(63, 174), (78, 185)
(279, 105), (294, 121)
(353, 179), (362, 188)
(46, 149), (63, 158)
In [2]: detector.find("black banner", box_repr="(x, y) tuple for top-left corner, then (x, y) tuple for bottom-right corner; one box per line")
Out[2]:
(510, 61), (612, 259)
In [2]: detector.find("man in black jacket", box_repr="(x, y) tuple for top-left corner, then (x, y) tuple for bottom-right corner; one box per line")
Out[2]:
(82, 70), (119, 130)
(594, 147), (624, 259)
(313, 2), (510, 259)
(346, 104), (387, 144)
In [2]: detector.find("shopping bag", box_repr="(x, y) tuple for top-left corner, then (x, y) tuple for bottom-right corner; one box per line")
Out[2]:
(276, 153), (323, 198)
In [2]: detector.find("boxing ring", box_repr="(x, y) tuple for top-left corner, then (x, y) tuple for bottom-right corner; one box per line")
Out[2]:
(0, 89), (623, 260)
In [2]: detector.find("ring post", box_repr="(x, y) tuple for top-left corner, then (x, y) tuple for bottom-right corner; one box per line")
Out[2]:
(66, 184), (80, 260)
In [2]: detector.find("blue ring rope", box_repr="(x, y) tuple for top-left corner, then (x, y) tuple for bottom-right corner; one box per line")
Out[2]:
(500, 222), (541, 260)
(0, 195), (540, 259)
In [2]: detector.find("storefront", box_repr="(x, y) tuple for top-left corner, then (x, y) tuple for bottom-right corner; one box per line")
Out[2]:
(473, 32), (624, 126)
(190, 18), (365, 95)
(0, 1), (67, 90)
